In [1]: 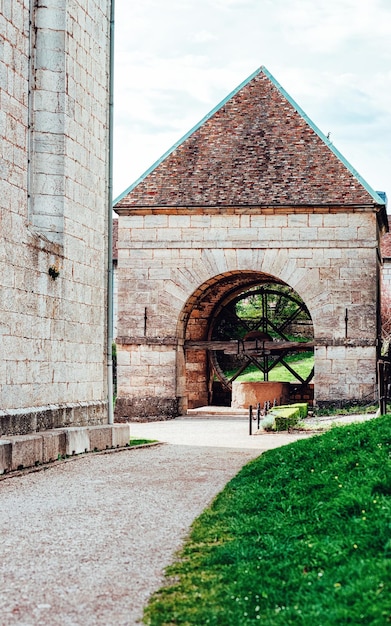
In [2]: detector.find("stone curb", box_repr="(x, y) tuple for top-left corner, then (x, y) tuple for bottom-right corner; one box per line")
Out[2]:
(0, 424), (132, 475)
(0, 441), (163, 482)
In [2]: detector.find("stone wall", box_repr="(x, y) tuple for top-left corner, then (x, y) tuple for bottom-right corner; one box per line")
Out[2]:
(115, 207), (380, 418)
(0, 0), (111, 435)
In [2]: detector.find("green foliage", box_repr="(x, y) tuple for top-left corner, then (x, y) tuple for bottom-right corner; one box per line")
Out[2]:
(288, 403), (308, 418)
(143, 416), (391, 626)
(271, 407), (300, 418)
(260, 404), (308, 432)
(129, 438), (157, 446)
(211, 283), (313, 386)
(315, 403), (378, 417)
(224, 352), (314, 383)
(212, 283), (312, 342)
(235, 283), (309, 328)
(275, 415), (299, 431)
(272, 407), (301, 431)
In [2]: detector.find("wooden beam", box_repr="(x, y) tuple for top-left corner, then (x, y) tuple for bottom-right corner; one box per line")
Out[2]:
(184, 340), (314, 353)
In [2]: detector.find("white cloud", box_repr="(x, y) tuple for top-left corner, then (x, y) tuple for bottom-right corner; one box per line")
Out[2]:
(192, 30), (218, 44)
(113, 0), (391, 201)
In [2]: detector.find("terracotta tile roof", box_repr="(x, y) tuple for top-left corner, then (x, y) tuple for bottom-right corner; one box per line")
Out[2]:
(114, 67), (384, 210)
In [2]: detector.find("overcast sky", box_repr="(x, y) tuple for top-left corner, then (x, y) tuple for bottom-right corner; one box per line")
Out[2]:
(113, 0), (391, 205)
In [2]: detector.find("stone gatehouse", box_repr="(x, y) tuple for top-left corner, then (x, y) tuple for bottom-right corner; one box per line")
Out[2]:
(114, 66), (387, 419)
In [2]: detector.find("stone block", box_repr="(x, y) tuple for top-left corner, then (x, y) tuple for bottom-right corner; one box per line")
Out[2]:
(326, 345), (347, 360)
(0, 440), (12, 474)
(323, 213), (348, 228)
(10, 434), (43, 471)
(41, 430), (66, 462)
(315, 382), (331, 402)
(258, 227), (283, 242)
(112, 423), (131, 447)
(87, 425), (113, 451)
(189, 215), (211, 227)
(64, 427), (90, 456)
(288, 213), (308, 228)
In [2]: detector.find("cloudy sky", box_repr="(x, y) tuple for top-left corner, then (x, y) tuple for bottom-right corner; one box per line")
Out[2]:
(113, 0), (391, 205)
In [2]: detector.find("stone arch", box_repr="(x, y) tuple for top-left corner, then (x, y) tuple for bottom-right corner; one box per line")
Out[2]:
(166, 247), (321, 338)
(176, 268), (315, 412)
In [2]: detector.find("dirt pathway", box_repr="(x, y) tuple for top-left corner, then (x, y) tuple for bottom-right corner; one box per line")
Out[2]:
(0, 443), (263, 625)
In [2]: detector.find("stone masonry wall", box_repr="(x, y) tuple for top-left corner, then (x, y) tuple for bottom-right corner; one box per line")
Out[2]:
(0, 0), (110, 434)
(115, 208), (379, 418)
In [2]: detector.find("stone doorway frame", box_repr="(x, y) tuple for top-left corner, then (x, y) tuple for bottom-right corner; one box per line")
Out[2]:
(177, 270), (315, 411)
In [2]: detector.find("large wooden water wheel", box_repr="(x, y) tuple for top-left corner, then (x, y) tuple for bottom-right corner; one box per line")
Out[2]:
(205, 284), (314, 389)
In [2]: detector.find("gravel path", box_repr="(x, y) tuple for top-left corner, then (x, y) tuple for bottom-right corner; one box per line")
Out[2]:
(0, 443), (262, 626)
(0, 414), (376, 625)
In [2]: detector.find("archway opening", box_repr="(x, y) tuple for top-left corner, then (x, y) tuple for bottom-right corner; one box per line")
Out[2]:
(182, 272), (314, 410)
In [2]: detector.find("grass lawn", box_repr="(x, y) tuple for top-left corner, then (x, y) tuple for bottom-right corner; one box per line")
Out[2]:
(128, 438), (158, 446)
(225, 352), (314, 383)
(143, 415), (391, 625)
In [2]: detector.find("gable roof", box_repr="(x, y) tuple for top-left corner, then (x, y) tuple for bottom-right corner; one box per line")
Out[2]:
(114, 66), (386, 211)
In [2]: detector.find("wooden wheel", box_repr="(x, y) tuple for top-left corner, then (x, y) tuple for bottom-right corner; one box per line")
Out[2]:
(208, 284), (314, 389)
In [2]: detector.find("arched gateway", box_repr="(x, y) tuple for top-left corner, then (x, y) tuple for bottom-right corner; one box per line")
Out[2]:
(114, 67), (387, 420)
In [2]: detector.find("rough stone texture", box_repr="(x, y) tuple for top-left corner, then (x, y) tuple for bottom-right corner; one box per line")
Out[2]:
(115, 396), (179, 421)
(0, 425), (132, 474)
(64, 428), (91, 456)
(112, 423), (132, 447)
(86, 424), (131, 450)
(381, 233), (391, 322)
(41, 431), (67, 463)
(0, 0), (111, 433)
(0, 441), (12, 474)
(9, 434), (43, 471)
(0, 401), (108, 437)
(87, 425), (114, 451)
(381, 232), (391, 258)
(115, 214), (383, 414)
(289, 383), (314, 404)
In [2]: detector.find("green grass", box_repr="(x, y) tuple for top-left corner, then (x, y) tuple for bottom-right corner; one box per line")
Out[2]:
(314, 404), (379, 417)
(129, 438), (158, 446)
(225, 352), (314, 383)
(143, 416), (391, 625)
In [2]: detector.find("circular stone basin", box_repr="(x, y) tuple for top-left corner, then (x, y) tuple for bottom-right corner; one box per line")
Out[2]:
(231, 381), (290, 409)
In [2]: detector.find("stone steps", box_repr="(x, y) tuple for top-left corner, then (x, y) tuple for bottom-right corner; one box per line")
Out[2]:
(0, 424), (131, 475)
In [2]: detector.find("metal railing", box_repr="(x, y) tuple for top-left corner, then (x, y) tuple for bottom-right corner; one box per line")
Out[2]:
(249, 401), (276, 435)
